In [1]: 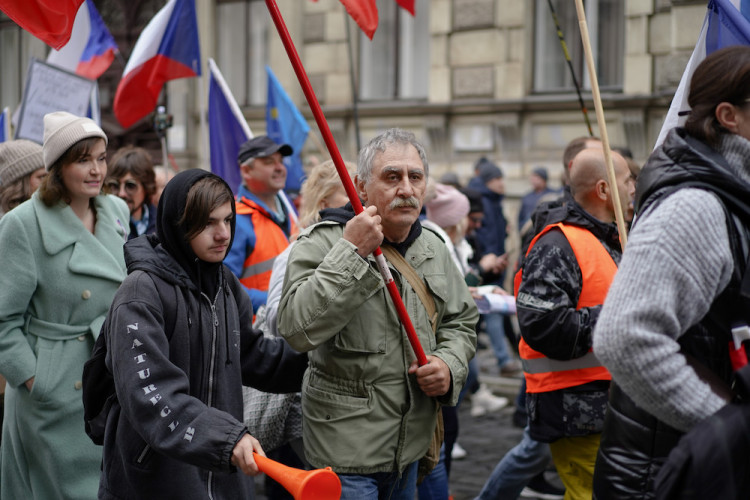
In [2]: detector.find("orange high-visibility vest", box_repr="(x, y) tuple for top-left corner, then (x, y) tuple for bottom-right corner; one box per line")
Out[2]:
(514, 222), (615, 393)
(235, 197), (297, 292)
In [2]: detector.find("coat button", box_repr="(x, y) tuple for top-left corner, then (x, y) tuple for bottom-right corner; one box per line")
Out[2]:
(74, 381), (82, 390)
(77, 335), (86, 342)
(82, 290), (91, 300)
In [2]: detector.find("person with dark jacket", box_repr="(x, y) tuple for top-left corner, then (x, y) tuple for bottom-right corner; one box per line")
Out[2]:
(515, 148), (633, 499)
(593, 46), (750, 499)
(98, 169), (308, 499)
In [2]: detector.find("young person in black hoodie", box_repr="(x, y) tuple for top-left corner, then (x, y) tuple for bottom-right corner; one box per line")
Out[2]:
(98, 169), (307, 499)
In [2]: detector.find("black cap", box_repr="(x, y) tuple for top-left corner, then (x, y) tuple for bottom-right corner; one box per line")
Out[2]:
(237, 135), (293, 165)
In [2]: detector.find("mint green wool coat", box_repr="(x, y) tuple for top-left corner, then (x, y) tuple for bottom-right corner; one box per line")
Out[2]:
(0, 193), (129, 500)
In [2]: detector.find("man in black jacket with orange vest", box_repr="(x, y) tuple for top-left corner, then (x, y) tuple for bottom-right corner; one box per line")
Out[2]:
(514, 148), (634, 498)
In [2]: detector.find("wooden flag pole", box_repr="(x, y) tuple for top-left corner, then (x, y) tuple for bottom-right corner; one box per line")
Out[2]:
(574, 0), (628, 249)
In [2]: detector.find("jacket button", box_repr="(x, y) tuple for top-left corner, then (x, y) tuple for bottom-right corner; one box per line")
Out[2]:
(74, 381), (82, 390)
(326, 415), (331, 420)
(82, 290), (91, 300)
(77, 335), (86, 342)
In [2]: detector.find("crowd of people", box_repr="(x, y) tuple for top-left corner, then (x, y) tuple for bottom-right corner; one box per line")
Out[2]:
(1, 45), (750, 500)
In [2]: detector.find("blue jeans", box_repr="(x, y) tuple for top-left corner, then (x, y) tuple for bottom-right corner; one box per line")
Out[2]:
(417, 446), (449, 500)
(459, 356), (480, 404)
(474, 426), (551, 500)
(483, 313), (511, 368)
(339, 461), (418, 500)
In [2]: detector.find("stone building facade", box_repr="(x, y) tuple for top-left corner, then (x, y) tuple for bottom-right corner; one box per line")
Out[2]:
(1, 0), (708, 227)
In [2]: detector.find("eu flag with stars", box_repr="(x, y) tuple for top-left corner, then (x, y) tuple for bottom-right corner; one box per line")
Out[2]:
(265, 65), (310, 192)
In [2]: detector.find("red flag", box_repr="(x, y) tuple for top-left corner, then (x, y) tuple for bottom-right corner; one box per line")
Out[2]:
(395, 0), (415, 16)
(0, 0), (84, 50)
(339, 0), (378, 40)
(309, 0), (414, 39)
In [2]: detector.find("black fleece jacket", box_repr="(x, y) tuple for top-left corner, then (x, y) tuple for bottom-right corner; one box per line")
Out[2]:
(515, 198), (620, 442)
(98, 170), (307, 500)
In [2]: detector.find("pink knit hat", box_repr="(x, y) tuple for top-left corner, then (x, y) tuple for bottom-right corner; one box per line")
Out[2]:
(425, 183), (470, 228)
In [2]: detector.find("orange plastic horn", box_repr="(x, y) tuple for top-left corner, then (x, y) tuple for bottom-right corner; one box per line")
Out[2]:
(254, 453), (341, 500)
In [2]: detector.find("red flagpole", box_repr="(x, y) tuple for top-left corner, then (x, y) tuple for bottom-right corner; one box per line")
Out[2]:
(265, 0), (428, 366)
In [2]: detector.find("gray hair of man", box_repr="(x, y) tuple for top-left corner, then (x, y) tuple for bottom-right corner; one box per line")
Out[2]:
(357, 128), (429, 183)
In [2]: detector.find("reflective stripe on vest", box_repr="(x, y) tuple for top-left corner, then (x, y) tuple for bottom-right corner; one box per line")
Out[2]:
(516, 222), (615, 393)
(236, 197), (296, 292)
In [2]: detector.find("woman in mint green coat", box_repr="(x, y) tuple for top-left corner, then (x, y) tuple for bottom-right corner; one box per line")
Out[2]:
(0, 112), (129, 500)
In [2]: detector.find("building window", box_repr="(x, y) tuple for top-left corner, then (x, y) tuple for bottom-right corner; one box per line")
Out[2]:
(0, 13), (48, 112)
(359, 0), (429, 101)
(216, 0), (268, 106)
(533, 0), (624, 93)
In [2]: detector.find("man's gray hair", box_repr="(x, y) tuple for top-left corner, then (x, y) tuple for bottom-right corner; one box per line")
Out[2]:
(357, 128), (429, 183)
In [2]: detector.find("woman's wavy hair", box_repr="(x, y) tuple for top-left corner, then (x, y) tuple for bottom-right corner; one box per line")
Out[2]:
(685, 45), (750, 148)
(298, 159), (356, 228)
(38, 137), (103, 207)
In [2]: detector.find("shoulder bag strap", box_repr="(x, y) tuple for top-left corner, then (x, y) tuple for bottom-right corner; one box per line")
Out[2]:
(380, 244), (437, 334)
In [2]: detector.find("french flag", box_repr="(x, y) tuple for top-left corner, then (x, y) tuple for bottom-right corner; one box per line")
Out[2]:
(47, 0), (118, 80)
(655, 0), (750, 147)
(113, 0), (201, 129)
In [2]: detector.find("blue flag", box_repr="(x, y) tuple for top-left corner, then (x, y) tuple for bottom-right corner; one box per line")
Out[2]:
(0, 107), (9, 143)
(656, 0), (750, 147)
(265, 65), (310, 192)
(207, 58), (250, 194)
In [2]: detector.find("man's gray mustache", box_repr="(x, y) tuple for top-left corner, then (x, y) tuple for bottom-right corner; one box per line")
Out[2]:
(389, 197), (420, 209)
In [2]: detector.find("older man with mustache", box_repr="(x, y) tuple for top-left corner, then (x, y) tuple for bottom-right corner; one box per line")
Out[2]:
(279, 128), (478, 499)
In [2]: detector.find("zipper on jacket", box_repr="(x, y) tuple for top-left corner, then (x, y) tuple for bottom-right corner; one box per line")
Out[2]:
(201, 292), (220, 498)
(202, 292), (219, 409)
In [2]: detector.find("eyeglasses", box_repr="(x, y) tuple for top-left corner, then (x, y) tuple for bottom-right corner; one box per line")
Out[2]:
(105, 179), (140, 193)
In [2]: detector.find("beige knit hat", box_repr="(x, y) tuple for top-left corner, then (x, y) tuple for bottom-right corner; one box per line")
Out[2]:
(0, 139), (44, 187)
(42, 111), (107, 171)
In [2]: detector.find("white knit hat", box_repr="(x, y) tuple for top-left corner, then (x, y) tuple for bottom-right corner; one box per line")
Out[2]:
(42, 111), (107, 171)
(0, 139), (44, 186)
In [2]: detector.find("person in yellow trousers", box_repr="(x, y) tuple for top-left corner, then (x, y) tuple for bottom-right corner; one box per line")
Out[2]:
(513, 148), (634, 499)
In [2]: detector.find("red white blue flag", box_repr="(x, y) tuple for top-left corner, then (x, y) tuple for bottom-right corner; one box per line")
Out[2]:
(113, 0), (201, 129)
(656, 0), (750, 147)
(47, 0), (118, 80)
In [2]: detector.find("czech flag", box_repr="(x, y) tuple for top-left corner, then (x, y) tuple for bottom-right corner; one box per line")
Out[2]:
(266, 66), (310, 192)
(207, 58), (251, 195)
(655, 0), (750, 147)
(0, 0), (84, 50)
(47, 0), (118, 80)
(113, 0), (201, 129)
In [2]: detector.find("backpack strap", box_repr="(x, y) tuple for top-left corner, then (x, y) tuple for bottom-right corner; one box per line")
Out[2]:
(381, 244), (437, 334)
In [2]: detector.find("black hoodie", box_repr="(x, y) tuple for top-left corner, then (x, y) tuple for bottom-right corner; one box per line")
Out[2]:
(98, 170), (307, 500)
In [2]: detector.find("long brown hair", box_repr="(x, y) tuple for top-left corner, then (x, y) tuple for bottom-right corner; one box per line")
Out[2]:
(38, 137), (104, 207)
(685, 46), (750, 148)
(0, 176), (33, 214)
